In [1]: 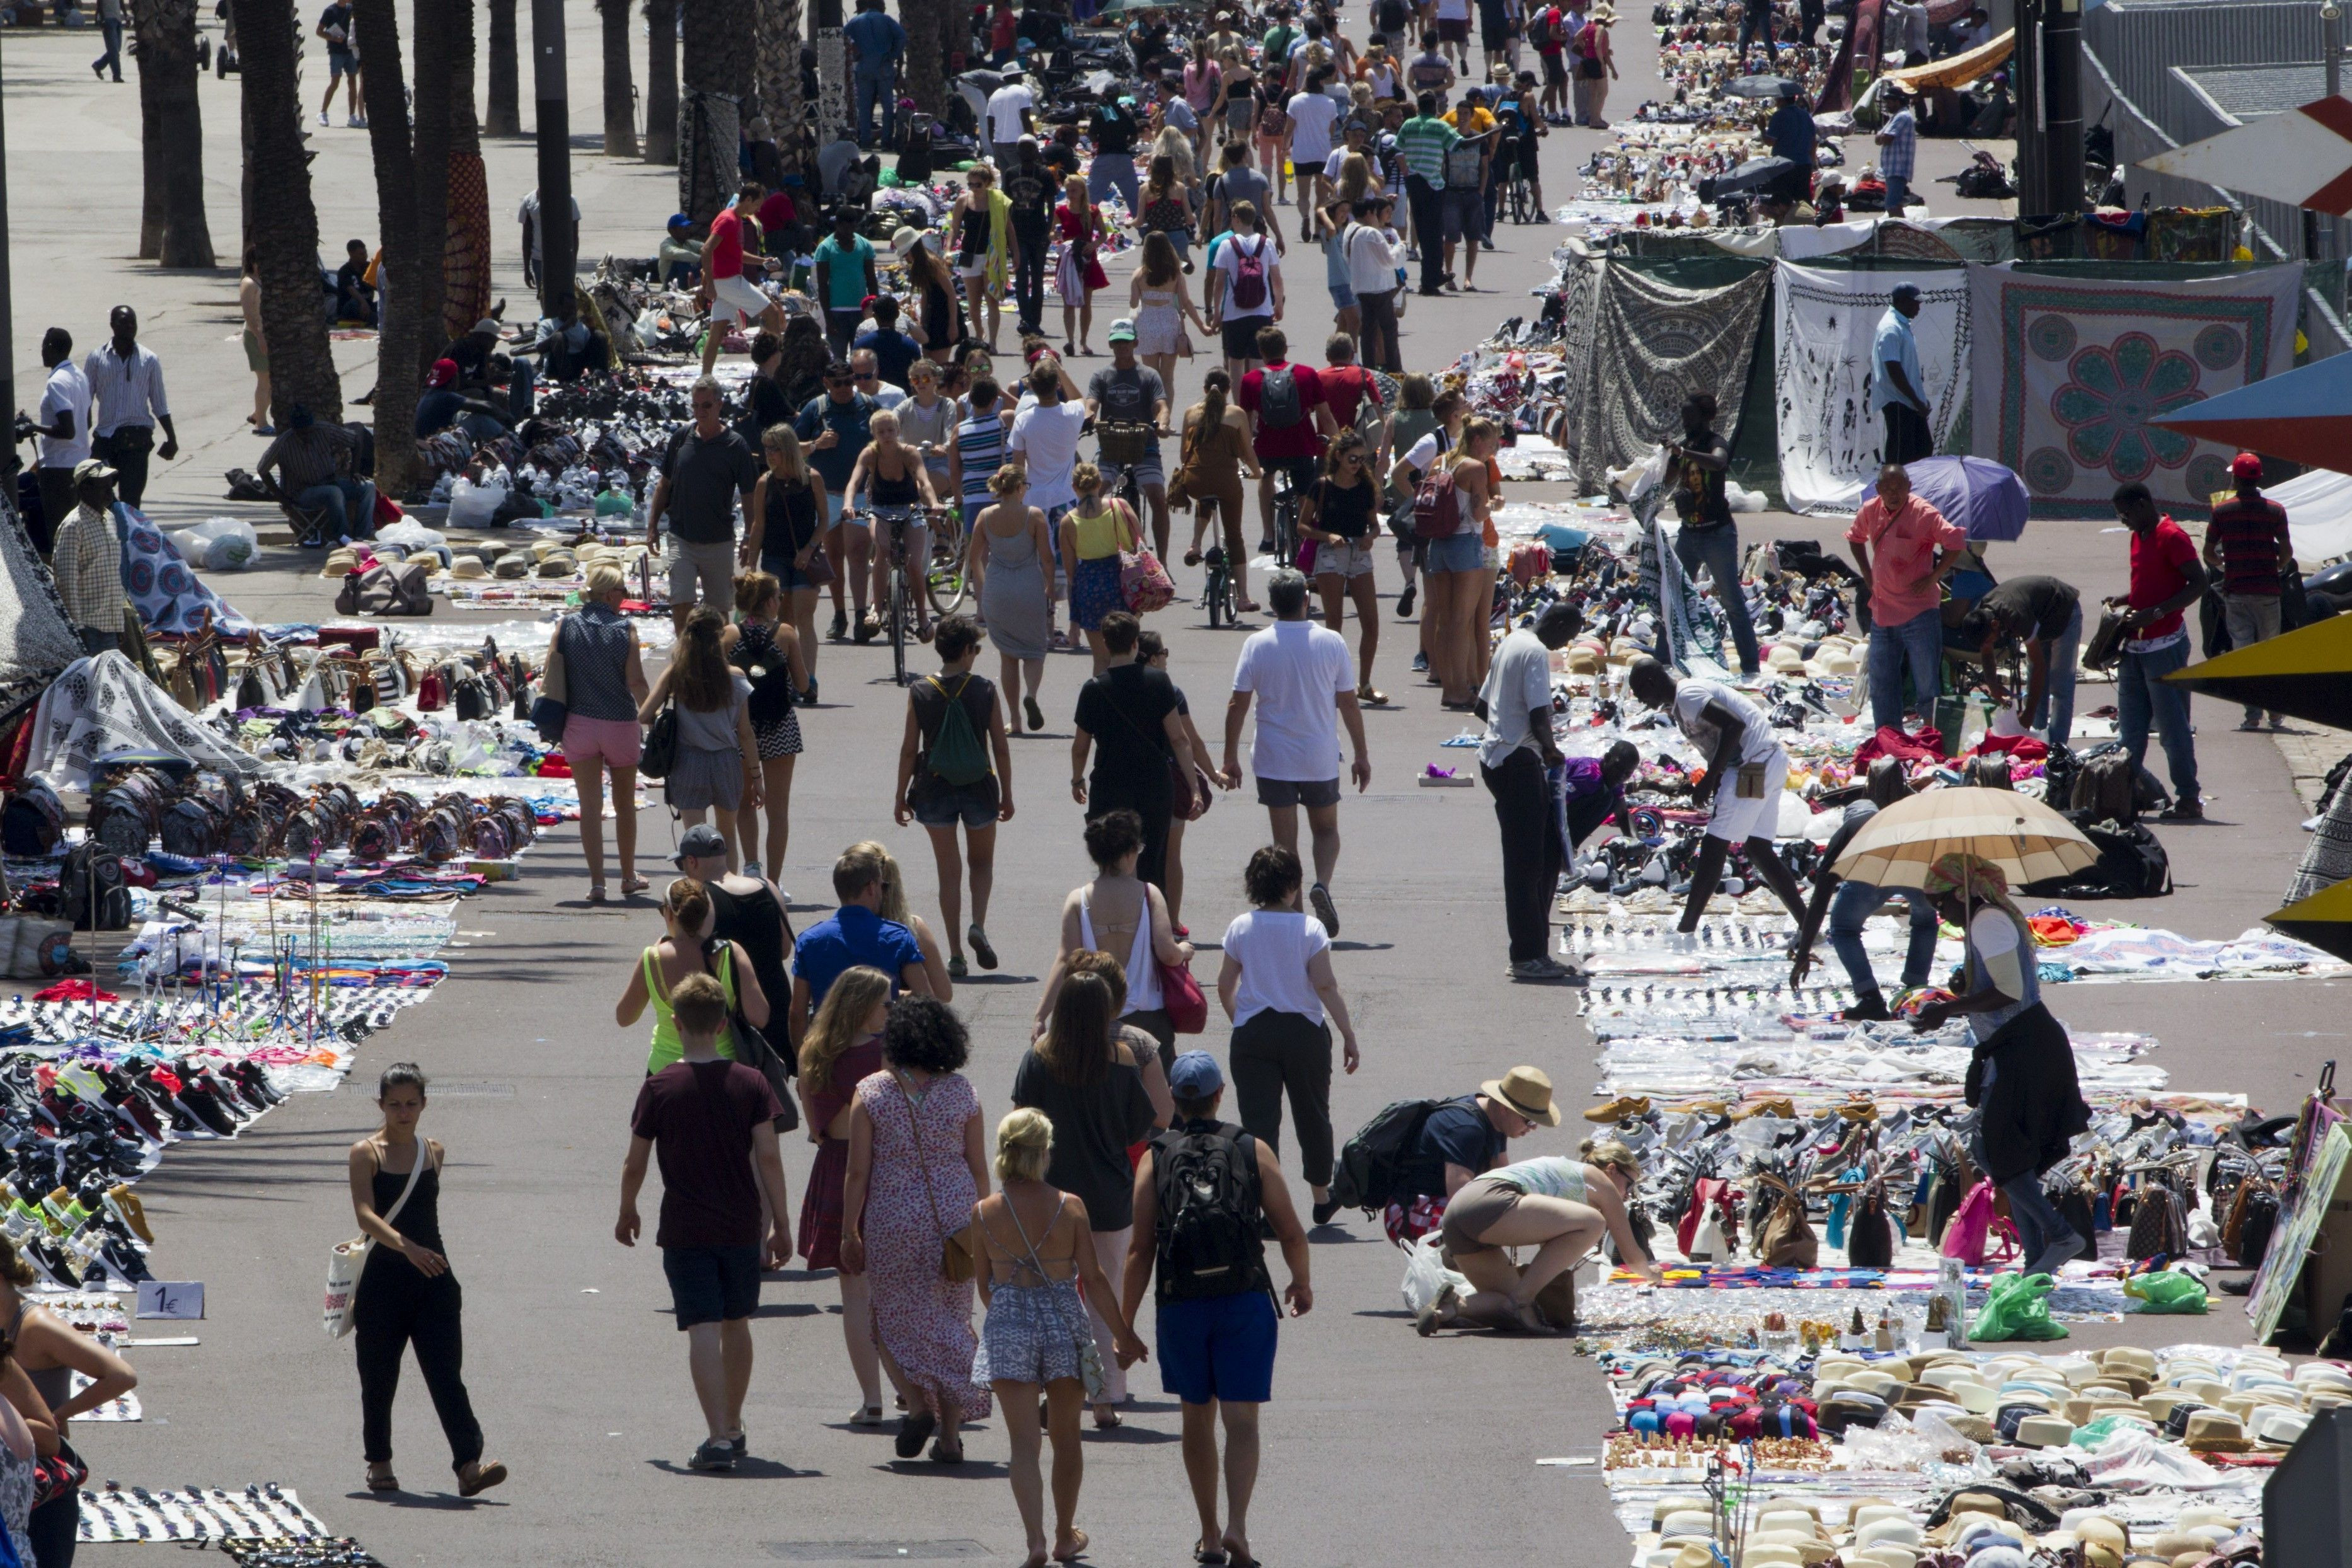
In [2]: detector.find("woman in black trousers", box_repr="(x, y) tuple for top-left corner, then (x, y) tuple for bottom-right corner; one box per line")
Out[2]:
(347, 1063), (506, 1497)
(1216, 846), (1362, 1227)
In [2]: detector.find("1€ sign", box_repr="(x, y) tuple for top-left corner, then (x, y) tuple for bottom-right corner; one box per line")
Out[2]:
(136, 1281), (205, 1320)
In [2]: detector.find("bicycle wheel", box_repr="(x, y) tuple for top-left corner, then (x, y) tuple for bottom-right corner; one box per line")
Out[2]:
(1206, 563), (1226, 628)
(926, 510), (971, 614)
(889, 567), (908, 686)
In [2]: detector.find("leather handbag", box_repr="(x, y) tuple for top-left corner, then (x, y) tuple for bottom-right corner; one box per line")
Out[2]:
(530, 618), (569, 746)
(639, 704), (680, 779)
(705, 939), (800, 1134)
(1755, 1177), (1819, 1269)
(1168, 752), (1215, 822)
(1158, 952), (1208, 1034)
(2082, 605), (2130, 670)
(897, 1073), (978, 1283)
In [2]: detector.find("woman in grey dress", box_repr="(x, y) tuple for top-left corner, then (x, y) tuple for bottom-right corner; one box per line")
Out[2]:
(965, 465), (1058, 737)
(637, 607), (763, 863)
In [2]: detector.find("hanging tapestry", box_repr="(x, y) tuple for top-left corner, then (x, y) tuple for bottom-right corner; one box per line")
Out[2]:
(115, 506), (255, 638)
(1966, 263), (2302, 518)
(1566, 262), (1772, 492)
(442, 151), (494, 343)
(0, 488), (87, 710)
(1774, 262), (1972, 514)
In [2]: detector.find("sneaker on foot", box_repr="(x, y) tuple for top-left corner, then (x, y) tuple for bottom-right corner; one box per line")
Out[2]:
(2237, 715), (2265, 731)
(1415, 1281), (1457, 1337)
(969, 924), (998, 970)
(1309, 882), (1340, 938)
(2159, 800), (2204, 822)
(1411, 650), (1429, 672)
(1841, 994), (1893, 1022)
(1510, 957), (1582, 984)
(828, 611), (848, 641)
(1311, 1196), (1342, 1226)
(1396, 582), (1417, 618)
(318, 110), (331, 125)
(688, 1438), (738, 1472)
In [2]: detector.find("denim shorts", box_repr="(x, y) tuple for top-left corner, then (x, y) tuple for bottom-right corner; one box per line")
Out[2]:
(662, 1243), (762, 1329)
(1156, 1289), (1279, 1405)
(1424, 531), (1484, 574)
(913, 778), (1001, 828)
(1330, 280), (1358, 310)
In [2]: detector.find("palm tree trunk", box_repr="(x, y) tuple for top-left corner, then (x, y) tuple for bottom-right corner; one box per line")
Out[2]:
(601, 0), (639, 156)
(412, 0), (453, 370)
(352, 0), (422, 499)
(771, 0), (805, 179)
(901, 0), (944, 117)
(749, 0), (788, 125)
(238, 0), (342, 424)
(644, 0), (678, 163)
(444, 0), (492, 342)
(679, 0), (749, 223)
(137, 50), (165, 258)
(133, 0), (216, 267)
(485, 0), (521, 135)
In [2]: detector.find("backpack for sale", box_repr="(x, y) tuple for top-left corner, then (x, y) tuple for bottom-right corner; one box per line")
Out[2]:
(1, 780), (64, 857)
(1329, 1097), (1443, 1213)
(2068, 747), (2138, 824)
(61, 844), (131, 932)
(159, 797), (227, 859)
(1412, 466), (1465, 539)
(1228, 238), (1270, 313)
(1152, 1123), (1267, 1300)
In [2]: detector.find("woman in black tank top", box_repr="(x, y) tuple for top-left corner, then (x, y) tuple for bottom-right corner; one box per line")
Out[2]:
(347, 1063), (505, 1497)
(845, 409), (945, 638)
(1300, 429), (1388, 705)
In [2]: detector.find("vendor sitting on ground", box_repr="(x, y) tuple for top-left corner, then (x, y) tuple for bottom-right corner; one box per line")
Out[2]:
(1624, 656), (1809, 936)
(1418, 1139), (1661, 1335)
(660, 213), (705, 290)
(258, 405), (377, 541)
(1386, 1065), (1559, 1241)
(1787, 757), (1935, 1022)
(415, 357), (514, 442)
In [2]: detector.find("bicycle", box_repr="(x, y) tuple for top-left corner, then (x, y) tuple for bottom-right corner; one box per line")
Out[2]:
(913, 443), (972, 616)
(1199, 495), (1240, 628)
(860, 504), (955, 687)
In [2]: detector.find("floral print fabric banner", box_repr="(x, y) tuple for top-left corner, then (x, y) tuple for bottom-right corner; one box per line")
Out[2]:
(1966, 263), (2302, 518)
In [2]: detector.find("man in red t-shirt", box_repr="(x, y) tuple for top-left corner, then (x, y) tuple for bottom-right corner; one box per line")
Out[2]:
(1236, 325), (1339, 556)
(2201, 450), (2294, 730)
(2106, 481), (2210, 820)
(699, 179), (785, 373)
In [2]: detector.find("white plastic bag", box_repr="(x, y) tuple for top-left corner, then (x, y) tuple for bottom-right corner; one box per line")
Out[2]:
(183, 516), (259, 570)
(1776, 791), (1818, 838)
(376, 519), (449, 553)
(1400, 1234), (1469, 1317)
(447, 474), (509, 529)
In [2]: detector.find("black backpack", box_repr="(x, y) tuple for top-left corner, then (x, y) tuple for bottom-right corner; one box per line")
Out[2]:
(61, 844), (131, 932)
(1329, 1097), (1444, 1214)
(1153, 1123), (1265, 1300)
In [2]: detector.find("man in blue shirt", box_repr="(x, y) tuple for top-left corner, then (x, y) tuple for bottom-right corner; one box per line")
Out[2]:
(843, 0), (908, 149)
(1871, 282), (1931, 466)
(1763, 80), (1815, 203)
(788, 845), (933, 1051)
(852, 296), (925, 391)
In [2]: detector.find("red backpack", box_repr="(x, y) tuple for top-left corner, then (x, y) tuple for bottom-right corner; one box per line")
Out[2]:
(1412, 465), (1465, 539)
(1228, 236), (1270, 312)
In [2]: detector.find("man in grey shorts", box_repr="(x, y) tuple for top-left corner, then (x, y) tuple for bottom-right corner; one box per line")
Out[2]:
(1221, 569), (1372, 937)
(647, 377), (761, 633)
(1085, 321), (1172, 559)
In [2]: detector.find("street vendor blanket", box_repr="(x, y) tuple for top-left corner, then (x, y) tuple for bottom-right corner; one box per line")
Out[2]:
(1774, 262), (1971, 514)
(25, 649), (263, 790)
(1966, 263), (2301, 518)
(115, 506), (254, 638)
(1565, 262), (1772, 493)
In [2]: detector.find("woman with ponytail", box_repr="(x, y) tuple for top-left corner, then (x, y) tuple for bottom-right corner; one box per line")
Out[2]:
(638, 606), (762, 859)
(1176, 369), (1262, 609)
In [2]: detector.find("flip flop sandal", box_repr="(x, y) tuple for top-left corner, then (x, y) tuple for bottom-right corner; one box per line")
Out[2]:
(850, 1404), (885, 1426)
(1358, 686), (1388, 705)
(1092, 1406), (1122, 1429)
(1194, 1551), (1228, 1567)
(366, 1471), (399, 1492)
(1184, 550), (1203, 565)
(1053, 1529), (1090, 1561)
(621, 877), (651, 897)
(969, 925), (999, 969)
(929, 1434), (964, 1464)
(586, 884), (607, 904)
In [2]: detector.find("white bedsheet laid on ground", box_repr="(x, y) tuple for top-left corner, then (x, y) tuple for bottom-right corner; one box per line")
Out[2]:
(1773, 262), (1971, 514)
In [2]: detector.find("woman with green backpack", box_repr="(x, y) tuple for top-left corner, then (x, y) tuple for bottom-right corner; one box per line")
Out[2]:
(894, 616), (1017, 982)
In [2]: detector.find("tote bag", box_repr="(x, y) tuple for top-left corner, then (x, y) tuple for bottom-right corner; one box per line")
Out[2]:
(323, 1152), (425, 1338)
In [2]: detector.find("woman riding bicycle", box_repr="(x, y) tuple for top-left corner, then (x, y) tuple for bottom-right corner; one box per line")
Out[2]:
(845, 408), (943, 645)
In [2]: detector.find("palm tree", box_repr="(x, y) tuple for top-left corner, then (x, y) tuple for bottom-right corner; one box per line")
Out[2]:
(679, 0), (751, 221)
(239, 0), (342, 424)
(900, 0), (947, 117)
(601, 0), (639, 156)
(644, 0), (677, 163)
(770, 0), (805, 179)
(412, 0), (454, 364)
(443, 0), (492, 343)
(131, 0), (216, 266)
(749, 0), (790, 125)
(352, 0), (422, 499)
(485, 0), (521, 135)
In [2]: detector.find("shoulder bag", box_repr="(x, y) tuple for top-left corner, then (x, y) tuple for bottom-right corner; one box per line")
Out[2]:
(1118, 502), (1177, 613)
(997, 1194), (1108, 1402)
(897, 1072), (979, 1282)
(705, 939), (800, 1133)
(1150, 887), (1209, 1034)
(531, 620), (570, 746)
(323, 1146), (427, 1338)
(639, 701), (680, 779)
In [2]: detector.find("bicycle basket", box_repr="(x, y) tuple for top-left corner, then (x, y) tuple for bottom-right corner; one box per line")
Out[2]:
(1098, 422), (1154, 467)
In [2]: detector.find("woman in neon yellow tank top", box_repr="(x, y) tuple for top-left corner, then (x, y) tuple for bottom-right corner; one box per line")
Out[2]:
(1058, 462), (1140, 674)
(614, 878), (772, 1071)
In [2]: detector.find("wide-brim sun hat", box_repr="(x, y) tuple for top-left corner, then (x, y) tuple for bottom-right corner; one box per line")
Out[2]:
(1480, 1065), (1562, 1126)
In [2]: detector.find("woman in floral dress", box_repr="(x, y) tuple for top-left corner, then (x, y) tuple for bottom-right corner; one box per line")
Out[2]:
(840, 996), (993, 1463)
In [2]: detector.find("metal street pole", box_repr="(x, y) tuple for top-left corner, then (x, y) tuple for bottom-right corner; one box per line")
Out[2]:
(0, 25), (15, 432)
(2327, 2), (2346, 299)
(533, 0), (577, 319)
(2014, 0), (2045, 214)
(2044, 0), (2084, 212)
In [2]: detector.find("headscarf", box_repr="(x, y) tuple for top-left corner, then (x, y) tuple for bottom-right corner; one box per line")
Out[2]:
(1922, 851), (2021, 922)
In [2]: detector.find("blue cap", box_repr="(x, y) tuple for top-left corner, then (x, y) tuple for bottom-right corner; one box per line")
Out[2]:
(668, 212), (691, 229)
(1168, 1051), (1224, 1098)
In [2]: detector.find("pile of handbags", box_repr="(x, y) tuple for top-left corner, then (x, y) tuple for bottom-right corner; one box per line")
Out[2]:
(343, 790), (535, 864)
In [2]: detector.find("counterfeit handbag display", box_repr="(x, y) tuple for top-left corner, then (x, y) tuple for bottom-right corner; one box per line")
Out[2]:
(323, 1150), (425, 1338)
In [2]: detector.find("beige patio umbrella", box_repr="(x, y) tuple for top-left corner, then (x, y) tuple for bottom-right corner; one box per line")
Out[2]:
(1829, 786), (2098, 891)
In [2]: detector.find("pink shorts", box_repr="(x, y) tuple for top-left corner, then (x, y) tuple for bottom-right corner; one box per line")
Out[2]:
(562, 713), (643, 768)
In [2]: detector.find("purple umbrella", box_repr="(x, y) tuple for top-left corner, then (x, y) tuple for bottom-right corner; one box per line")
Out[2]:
(1904, 456), (2029, 543)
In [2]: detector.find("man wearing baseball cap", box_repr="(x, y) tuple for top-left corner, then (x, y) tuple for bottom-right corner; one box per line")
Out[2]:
(660, 214), (703, 290)
(1122, 1051), (1311, 1568)
(54, 459), (125, 655)
(1085, 319), (1171, 558)
(2201, 451), (2295, 730)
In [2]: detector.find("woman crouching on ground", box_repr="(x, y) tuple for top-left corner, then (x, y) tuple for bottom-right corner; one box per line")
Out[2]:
(1419, 1139), (1661, 1334)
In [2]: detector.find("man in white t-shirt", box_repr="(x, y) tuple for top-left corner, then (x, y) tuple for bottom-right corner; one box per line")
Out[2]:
(1627, 655), (1807, 936)
(1221, 568), (1371, 936)
(16, 328), (91, 559)
(986, 74), (1037, 169)
(1475, 600), (1584, 982)
(1283, 73), (1344, 237)
(1006, 362), (1087, 635)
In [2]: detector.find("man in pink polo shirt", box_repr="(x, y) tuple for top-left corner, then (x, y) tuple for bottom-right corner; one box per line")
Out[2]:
(1845, 462), (1966, 735)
